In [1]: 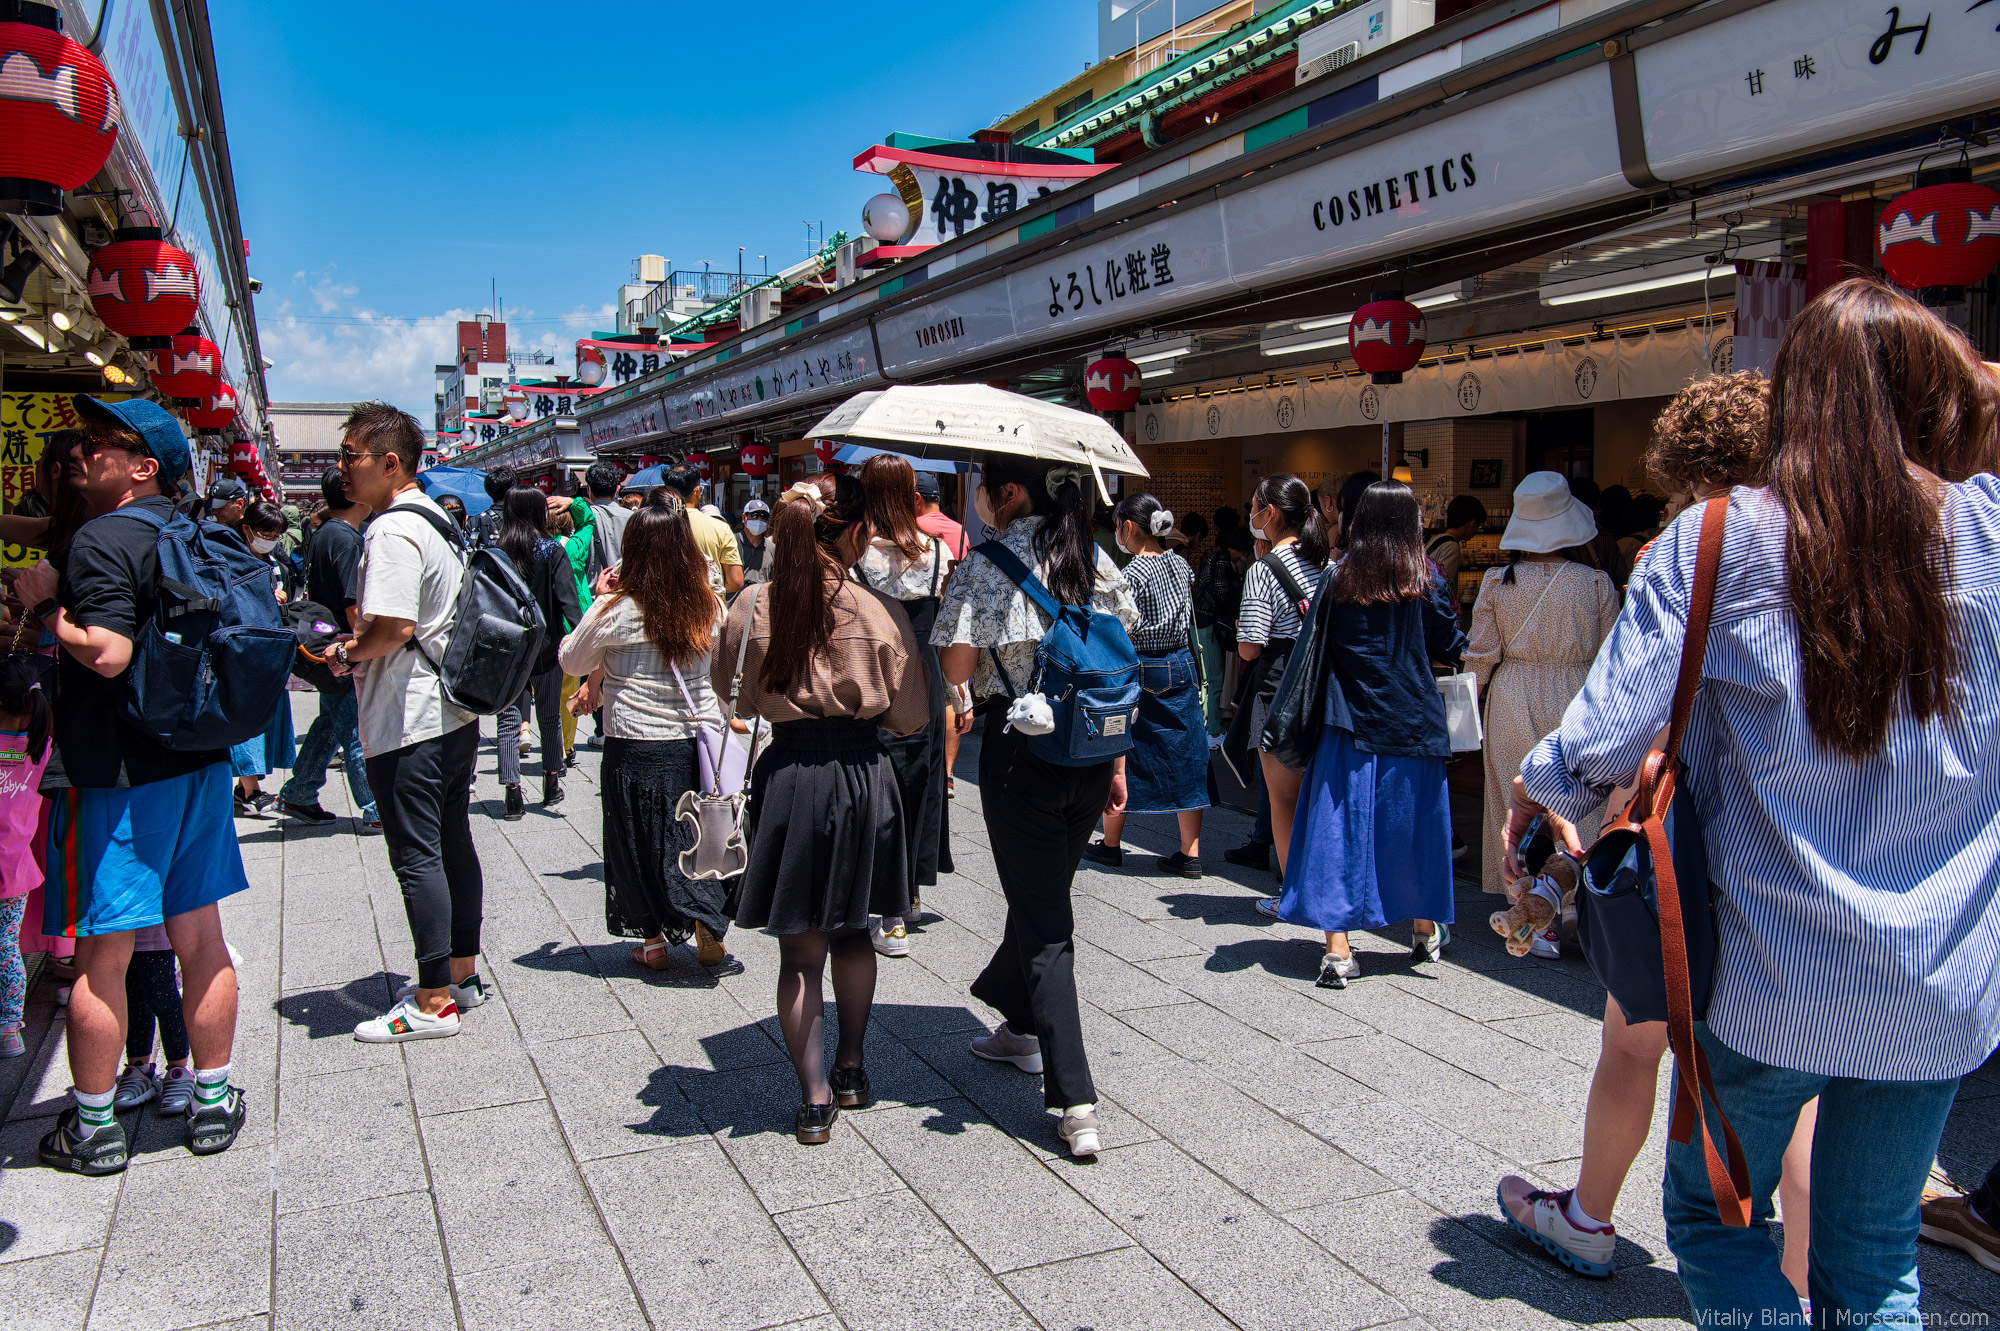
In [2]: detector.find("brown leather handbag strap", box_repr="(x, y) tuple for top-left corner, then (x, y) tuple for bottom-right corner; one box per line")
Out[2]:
(1648, 495), (1753, 1227)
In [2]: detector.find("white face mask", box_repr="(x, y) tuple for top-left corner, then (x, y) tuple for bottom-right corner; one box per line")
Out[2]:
(974, 486), (1000, 532)
(744, 519), (768, 536)
(249, 535), (280, 555)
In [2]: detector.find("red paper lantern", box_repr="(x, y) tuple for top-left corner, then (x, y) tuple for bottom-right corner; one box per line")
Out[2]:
(1085, 356), (1141, 413)
(151, 331), (221, 401)
(188, 381), (237, 431)
(686, 453), (711, 479)
(737, 444), (772, 478)
(1348, 300), (1427, 384)
(229, 441), (257, 475)
(532, 474), (554, 493)
(812, 439), (846, 474)
(638, 454), (661, 468)
(88, 227), (199, 349)
(0, 4), (120, 217)
(576, 343), (607, 387)
(1877, 183), (2000, 291)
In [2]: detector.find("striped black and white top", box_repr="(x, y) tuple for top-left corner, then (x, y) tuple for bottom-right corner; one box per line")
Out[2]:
(1522, 483), (2000, 1083)
(1237, 544), (1325, 646)
(1122, 551), (1195, 654)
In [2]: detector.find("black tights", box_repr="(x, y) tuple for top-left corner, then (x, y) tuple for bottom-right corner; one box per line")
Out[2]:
(775, 930), (875, 1105)
(125, 949), (189, 1065)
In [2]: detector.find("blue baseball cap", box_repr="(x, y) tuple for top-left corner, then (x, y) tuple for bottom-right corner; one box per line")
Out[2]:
(72, 395), (191, 483)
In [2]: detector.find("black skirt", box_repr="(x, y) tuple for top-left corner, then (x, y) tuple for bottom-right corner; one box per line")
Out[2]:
(733, 718), (909, 935)
(1220, 637), (1295, 786)
(602, 737), (734, 944)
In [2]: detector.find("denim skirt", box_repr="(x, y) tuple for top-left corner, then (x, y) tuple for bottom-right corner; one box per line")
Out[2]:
(1124, 646), (1213, 816)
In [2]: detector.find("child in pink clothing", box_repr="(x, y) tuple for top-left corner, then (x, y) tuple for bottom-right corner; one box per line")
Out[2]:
(0, 659), (53, 1058)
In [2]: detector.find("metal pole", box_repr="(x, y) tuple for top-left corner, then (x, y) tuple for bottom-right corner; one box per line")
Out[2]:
(1382, 421), (1392, 479)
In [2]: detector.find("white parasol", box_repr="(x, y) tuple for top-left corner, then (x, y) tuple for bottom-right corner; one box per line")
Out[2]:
(806, 384), (1148, 504)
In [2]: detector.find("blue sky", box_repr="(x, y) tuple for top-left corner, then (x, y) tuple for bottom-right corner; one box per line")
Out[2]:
(210, 0), (1100, 420)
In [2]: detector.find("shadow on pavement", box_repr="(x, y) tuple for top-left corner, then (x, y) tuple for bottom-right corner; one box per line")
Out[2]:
(1431, 1214), (1687, 1322)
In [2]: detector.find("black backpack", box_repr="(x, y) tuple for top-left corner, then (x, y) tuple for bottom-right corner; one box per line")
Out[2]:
(386, 501), (546, 715)
(283, 598), (347, 693)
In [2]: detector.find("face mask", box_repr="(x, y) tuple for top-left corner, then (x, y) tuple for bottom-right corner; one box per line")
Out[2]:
(249, 535), (280, 554)
(974, 487), (999, 532)
(1249, 523), (1269, 542)
(744, 519), (768, 536)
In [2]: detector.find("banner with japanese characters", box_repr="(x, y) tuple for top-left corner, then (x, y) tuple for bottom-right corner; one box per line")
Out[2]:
(853, 144), (1110, 247)
(661, 328), (878, 433)
(575, 340), (667, 389)
(1, 393), (129, 566)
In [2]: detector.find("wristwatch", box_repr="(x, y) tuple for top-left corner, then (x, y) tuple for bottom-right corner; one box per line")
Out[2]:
(31, 597), (56, 624)
(331, 640), (350, 666)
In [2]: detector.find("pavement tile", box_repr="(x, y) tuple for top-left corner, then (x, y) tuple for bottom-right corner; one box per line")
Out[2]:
(1115, 1001), (1376, 1117)
(1066, 890), (1205, 962)
(675, 1060), (907, 1214)
(451, 1249), (648, 1331)
(1058, 1138), (1410, 1331)
(272, 1062), (424, 1213)
(401, 988), (548, 1118)
(849, 1098), (1130, 1272)
(864, 956), (993, 1040)
(1313, 981), (1580, 1089)
(273, 974), (402, 1081)
(775, 1191), (1038, 1331)
(277, 909), (386, 995)
(0, 1248), (99, 1329)
(1485, 1011), (1610, 1069)
(0, 1112), (122, 1265)
(581, 1139), (829, 1331)
(1000, 1246), (1237, 1331)
(88, 1146), (272, 1331)
(273, 1190), (454, 1331)
(1074, 939), (1199, 1013)
(419, 1099), (614, 1275)
(532, 1028), (705, 1160)
(1293, 1099), (1565, 1217)
(1140, 954), (1376, 1043)
(610, 970), (785, 1073)
(903, 1028), (1160, 1160)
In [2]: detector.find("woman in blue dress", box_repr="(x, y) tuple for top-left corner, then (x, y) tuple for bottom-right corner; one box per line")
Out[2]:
(228, 499), (297, 816)
(1271, 479), (1466, 988)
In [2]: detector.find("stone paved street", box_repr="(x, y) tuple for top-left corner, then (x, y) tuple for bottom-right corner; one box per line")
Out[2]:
(4, 699), (1999, 1330)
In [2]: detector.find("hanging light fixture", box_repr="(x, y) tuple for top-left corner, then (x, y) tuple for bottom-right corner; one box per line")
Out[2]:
(0, 1), (121, 217)
(81, 333), (115, 365)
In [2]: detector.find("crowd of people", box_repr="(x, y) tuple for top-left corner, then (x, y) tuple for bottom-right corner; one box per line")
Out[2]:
(1, 277), (1996, 1328)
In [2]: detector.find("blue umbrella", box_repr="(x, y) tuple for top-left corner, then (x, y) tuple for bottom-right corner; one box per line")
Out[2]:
(833, 443), (968, 473)
(417, 466), (494, 516)
(620, 464), (666, 492)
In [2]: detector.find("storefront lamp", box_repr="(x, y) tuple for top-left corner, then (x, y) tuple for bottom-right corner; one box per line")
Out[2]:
(0, 2), (120, 217)
(1348, 297), (1427, 384)
(864, 192), (914, 244)
(1877, 183), (2000, 291)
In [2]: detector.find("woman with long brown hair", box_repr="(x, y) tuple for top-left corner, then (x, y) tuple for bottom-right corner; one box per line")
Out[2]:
(1505, 279), (2000, 1324)
(559, 503), (733, 972)
(1263, 481), (1465, 987)
(853, 453), (955, 957)
(716, 473), (927, 1144)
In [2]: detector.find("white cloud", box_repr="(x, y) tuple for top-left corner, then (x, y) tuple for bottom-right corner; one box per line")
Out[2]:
(257, 272), (613, 425)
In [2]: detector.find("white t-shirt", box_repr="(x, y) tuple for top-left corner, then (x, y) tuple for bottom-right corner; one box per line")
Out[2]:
(354, 490), (472, 756)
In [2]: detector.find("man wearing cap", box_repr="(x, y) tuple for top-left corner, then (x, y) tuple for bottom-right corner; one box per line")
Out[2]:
(736, 497), (771, 589)
(15, 396), (251, 1174)
(277, 465), (377, 829)
(913, 469), (966, 559)
(664, 463), (742, 596)
(206, 475), (248, 530)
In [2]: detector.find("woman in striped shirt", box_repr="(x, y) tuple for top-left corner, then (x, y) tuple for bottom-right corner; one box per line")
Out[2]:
(1220, 475), (1329, 883)
(1507, 280), (2000, 1324)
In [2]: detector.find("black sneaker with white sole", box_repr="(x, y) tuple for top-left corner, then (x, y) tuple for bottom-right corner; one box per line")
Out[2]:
(186, 1086), (248, 1156)
(278, 800), (337, 824)
(39, 1110), (129, 1175)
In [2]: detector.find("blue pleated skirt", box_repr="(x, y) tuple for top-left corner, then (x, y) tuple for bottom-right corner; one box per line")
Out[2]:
(1276, 725), (1453, 933)
(1123, 646), (1212, 816)
(229, 699), (297, 778)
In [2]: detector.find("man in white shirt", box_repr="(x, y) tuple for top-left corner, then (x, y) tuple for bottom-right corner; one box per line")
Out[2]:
(327, 404), (486, 1044)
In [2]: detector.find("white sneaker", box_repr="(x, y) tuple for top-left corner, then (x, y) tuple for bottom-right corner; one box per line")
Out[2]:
(157, 1066), (197, 1116)
(112, 1062), (158, 1110)
(393, 973), (488, 1011)
(1498, 1176), (1615, 1277)
(1057, 1109), (1101, 1158)
(970, 1023), (1044, 1074)
(354, 997), (461, 1043)
(871, 919), (910, 958)
(1412, 922), (1450, 963)
(1316, 952), (1362, 989)
(1529, 927), (1561, 959)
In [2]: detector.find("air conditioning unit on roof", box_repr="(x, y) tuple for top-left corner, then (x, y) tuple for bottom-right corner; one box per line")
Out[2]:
(1296, 0), (1435, 87)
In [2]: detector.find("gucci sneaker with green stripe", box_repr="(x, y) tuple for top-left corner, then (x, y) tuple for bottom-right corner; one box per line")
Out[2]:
(353, 997), (461, 1044)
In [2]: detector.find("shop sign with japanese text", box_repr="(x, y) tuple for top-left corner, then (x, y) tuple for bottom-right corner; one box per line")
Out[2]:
(661, 329), (879, 432)
(586, 396), (667, 450)
(853, 144), (1111, 247)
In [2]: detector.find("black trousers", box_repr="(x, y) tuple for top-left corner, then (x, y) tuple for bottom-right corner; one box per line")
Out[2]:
(1971, 1160), (2000, 1230)
(970, 721), (1111, 1109)
(366, 722), (484, 990)
(496, 665), (565, 787)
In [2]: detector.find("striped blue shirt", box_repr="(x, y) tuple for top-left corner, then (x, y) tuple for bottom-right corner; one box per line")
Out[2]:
(1521, 482), (2000, 1083)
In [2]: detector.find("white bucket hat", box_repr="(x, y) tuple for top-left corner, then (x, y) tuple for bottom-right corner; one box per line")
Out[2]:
(1500, 471), (1598, 553)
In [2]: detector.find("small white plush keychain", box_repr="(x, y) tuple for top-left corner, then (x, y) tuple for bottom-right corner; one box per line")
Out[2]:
(1004, 692), (1055, 736)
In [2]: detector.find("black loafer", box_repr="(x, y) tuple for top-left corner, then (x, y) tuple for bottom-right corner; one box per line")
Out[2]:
(830, 1066), (872, 1109)
(502, 784), (526, 821)
(1080, 840), (1124, 867)
(38, 1110), (128, 1176)
(795, 1101), (839, 1144)
(1157, 851), (1204, 879)
(1222, 840), (1271, 870)
(187, 1086), (247, 1156)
